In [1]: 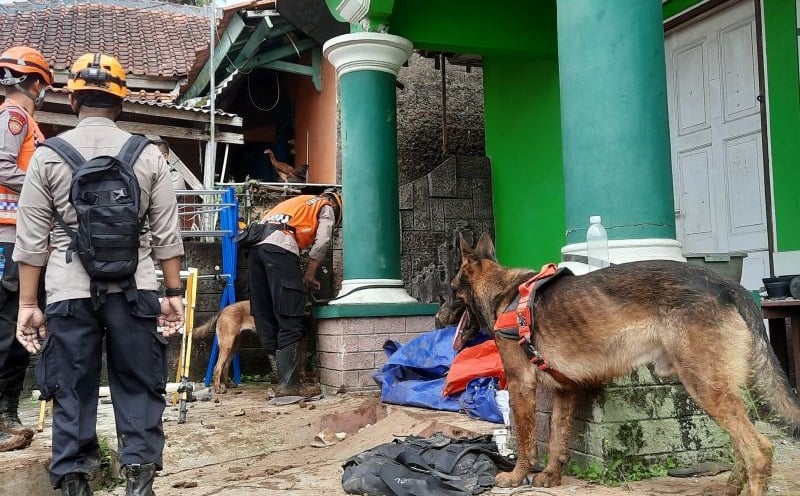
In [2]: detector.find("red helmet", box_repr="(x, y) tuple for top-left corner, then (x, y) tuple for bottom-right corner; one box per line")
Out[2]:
(0, 46), (53, 86)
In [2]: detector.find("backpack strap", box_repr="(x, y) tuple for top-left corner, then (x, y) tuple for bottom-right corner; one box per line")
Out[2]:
(39, 137), (85, 172)
(116, 135), (151, 168)
(37, 137), (84, 261)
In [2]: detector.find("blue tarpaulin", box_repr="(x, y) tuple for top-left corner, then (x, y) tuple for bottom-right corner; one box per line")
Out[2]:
(372, 326), (498, 418)
(372, 326), (462, 411)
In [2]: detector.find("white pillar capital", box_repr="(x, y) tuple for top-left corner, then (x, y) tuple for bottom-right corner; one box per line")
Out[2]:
(323, 32), (413, 78)
(335, 0), (370, 25)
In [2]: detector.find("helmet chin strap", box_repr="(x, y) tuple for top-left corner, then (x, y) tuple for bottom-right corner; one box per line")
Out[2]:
(13, 83), (43, 110)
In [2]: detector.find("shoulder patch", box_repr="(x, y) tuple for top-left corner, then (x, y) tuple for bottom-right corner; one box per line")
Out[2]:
(7, 110), (27, 136)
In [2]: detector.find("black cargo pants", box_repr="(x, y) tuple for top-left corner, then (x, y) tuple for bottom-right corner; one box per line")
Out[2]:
(248, 244), (306, 352)
(0, 242), (29, 388)
(37, 291), (167, 488)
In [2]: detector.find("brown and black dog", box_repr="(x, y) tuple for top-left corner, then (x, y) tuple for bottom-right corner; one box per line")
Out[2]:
(193, 301), (256, 394)
(437, 233), (800, 496)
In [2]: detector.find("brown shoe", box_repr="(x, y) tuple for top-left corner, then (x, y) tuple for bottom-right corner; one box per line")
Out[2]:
(0, 429), (30, 451)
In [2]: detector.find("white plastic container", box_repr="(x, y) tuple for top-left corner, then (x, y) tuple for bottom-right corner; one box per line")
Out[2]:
(586, 215), (609, 271)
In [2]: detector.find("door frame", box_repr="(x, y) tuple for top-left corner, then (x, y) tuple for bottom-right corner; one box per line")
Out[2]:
(664, 0), (775, 277)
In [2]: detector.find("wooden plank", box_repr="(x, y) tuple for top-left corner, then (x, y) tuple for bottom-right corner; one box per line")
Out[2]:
(261, 60), (314, 77)
(145, 134), (204, 191)
(244, 38), (317, 71)
(182, 13), (247, 101)
(229, 18), (273, 69)
(36, 112), (244, 144)
(312, 46), (322, 91)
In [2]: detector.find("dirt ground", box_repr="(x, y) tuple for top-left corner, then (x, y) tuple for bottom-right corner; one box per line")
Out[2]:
(11, 383), (800, 496)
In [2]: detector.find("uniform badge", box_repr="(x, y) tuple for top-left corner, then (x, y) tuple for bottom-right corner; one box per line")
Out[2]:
(7, 110), (26, 136)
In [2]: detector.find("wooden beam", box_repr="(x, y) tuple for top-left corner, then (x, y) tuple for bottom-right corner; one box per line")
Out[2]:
(43, 92), (243, 128)
(245, 38), (317, 71)
(261, 60), (313, 77)
(182, 13), (247, 101)
(228, 18), (272, 70)
(36, 112), (244, 144)
(145, 135), (204, 191)
(311, 47), (322, 91)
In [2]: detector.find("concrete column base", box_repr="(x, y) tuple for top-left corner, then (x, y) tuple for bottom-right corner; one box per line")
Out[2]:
(316, 314), (436, 392)
(329, 278), (418, 305)
(560, 238), (685, 275)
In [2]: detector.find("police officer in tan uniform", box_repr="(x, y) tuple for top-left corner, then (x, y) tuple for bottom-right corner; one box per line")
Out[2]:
(14, 53), (184, 496)
(250, 191), (341, 398)
(0, 45), (52, 452)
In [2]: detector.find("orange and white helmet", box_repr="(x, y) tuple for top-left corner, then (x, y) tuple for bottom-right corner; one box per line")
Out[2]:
(67, 53), (127, 99)
(322, 189), (342, 226)
(0, 46), (53, 86)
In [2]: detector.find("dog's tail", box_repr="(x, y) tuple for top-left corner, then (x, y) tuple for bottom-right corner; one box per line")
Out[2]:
(192, 311), (220, 340)
(737, 288), (800, 429)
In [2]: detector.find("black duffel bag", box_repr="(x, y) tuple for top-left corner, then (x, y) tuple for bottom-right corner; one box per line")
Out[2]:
(342, 432), (515, 496)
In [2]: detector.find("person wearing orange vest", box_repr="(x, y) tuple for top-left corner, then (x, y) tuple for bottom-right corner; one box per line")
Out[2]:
(0, 46), (52, 453)
(249, 190), (342, 398)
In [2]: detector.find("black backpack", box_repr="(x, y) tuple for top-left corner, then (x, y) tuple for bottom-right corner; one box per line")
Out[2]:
(39, 135), (151, 307)
(342, 432), (515, 496)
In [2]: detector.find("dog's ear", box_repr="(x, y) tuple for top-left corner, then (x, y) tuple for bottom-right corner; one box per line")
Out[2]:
(474, 233), (496, 262)
(459, 232), (475, 261)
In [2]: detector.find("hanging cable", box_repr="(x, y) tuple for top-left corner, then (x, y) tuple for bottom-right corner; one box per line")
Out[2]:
(248, 71), (280, 112)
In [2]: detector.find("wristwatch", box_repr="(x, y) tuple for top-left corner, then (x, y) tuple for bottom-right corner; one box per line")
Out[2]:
(164, 287), (184, 297)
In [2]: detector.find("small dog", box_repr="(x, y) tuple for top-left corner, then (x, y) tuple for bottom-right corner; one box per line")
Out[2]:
(193, 301), (256, 394)
(438, 233), (800, 496)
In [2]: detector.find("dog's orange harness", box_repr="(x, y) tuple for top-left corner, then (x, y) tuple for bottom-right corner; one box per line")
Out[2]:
(494, 264), (577, 386)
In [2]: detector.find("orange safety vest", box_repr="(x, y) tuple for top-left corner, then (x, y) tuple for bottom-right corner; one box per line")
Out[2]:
(0, 100), (43, 225)
(263, 195), (333, 250)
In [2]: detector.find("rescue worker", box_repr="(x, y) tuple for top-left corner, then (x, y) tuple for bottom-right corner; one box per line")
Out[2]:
(0, 45), (53, 452)
(249, 190), (342, 398)
(14, 53), (185, 496)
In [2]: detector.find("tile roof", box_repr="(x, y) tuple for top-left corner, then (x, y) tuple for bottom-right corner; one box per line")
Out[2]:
(0, 0), (213, 78)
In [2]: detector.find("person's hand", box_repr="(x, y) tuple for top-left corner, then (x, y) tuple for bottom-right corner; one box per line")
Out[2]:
(16, 305), (46, 354)
(159, 296), (185, 338)
(303, 272), (321, 291)
(304, 261), (321, 291)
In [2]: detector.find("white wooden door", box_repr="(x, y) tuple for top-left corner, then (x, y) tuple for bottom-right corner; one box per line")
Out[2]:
(665, 0), (769, 289)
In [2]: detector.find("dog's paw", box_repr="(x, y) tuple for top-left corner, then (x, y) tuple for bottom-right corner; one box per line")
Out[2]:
(533, 470), (562, 488)
(495, 470), (527, 488)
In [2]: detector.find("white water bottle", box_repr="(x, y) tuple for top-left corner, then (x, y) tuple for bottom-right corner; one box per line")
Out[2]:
(586, 215), (609, 271)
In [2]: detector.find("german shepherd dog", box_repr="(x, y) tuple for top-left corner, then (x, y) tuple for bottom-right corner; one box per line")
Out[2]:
(193, 301), (256, 394)
(437, 233), (800, 496)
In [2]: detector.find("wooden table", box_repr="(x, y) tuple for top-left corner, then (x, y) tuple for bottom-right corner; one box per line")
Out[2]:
(761, 298), (800, 392)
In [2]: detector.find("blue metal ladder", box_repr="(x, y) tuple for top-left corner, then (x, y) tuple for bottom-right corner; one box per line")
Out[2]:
(199, 187), (241, 387)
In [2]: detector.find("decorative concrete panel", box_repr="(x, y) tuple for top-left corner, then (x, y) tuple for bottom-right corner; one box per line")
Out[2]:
(428, 156), (458, 198)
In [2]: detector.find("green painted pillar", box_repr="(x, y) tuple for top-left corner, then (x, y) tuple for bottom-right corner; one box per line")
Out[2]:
(557, 0), (682, 266)
(323, 32), (417, 305)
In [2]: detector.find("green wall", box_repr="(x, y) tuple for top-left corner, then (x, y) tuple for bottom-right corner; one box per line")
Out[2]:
(483, 56), (564, 268)
(763, 0), (800, 252)
(662, 0), (705, 19)
(389, 0), (557, 58)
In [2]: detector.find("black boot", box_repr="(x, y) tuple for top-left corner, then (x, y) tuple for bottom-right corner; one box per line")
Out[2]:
(61, 473), (93, 496)
(267, 353), (278, 379)
(0, 387), (34, 440)
(274, 343), (320, 398)
(123, 463), (156, 496)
